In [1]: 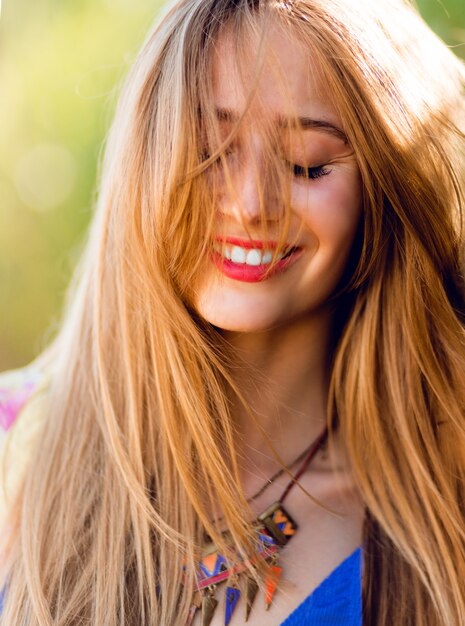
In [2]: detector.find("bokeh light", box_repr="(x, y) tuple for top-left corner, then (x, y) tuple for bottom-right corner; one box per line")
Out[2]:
(15, 144), (77, 213)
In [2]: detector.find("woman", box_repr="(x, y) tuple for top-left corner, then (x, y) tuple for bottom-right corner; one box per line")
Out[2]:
(0, 0), (464, 624)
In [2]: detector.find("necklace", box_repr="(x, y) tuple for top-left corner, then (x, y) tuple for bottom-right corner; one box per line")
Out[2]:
(247, 442), (323, 504)
(184, 426), (329, 626)
(214, 435), (326, 527)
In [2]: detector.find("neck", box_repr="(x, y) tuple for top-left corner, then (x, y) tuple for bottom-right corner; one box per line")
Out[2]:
(223, 307), (335, 486)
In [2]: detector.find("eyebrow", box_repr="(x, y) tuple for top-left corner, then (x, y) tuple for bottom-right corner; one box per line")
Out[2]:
(214, 107), (348, 143)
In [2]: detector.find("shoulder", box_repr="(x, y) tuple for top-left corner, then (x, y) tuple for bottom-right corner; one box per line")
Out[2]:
(0, 363), (49, 526)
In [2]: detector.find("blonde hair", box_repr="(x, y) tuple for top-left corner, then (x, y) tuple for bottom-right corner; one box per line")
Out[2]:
(1, 0), (465, 624)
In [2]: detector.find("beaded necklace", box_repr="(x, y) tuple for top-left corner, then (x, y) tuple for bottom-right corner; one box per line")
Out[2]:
(184, 425), (329, 626)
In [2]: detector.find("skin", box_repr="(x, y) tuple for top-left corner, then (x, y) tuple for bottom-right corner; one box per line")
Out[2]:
(192, 23), (365, 625)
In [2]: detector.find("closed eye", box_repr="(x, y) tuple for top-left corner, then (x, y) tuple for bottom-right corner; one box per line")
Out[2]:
(285, 161), (331, 180)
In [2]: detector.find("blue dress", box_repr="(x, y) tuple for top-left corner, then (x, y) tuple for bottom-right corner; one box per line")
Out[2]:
(281, 547), (362, 625)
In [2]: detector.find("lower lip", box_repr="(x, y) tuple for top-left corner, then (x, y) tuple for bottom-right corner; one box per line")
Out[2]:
(210, 249), (303, 283)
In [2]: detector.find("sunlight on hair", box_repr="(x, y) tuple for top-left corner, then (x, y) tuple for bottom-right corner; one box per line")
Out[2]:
(1, 1), (464, 625)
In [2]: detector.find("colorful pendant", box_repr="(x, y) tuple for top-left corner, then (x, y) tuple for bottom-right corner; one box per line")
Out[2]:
(184, 505), (296, 624)
(178, 425), (330, 625)
(244, 576), (259, 622)
(180, 427), (328, 624)
(224, 583), (241, 625)
(200, 549), (229, 580)
(202, 586), (218, 626)
(258, 502), (297, 546)
(264, 562), (283, 610)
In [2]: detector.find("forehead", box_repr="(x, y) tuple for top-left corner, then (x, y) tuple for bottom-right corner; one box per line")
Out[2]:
(210, 22), (340, 126)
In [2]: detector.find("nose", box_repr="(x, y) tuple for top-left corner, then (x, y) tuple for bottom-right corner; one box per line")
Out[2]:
(218, 151), (280, 226)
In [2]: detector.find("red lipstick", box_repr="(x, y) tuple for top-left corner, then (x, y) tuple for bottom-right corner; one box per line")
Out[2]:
(211, 237), (303, 283)
(214, 236), (279, 249)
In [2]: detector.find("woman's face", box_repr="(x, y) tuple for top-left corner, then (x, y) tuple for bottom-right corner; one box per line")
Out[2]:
(194, 25), (363, 332)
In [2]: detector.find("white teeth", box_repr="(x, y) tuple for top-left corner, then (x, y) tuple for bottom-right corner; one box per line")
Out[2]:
(215, 243), (293, 265)
(230, 245), (247, 263)
(261, 250), (273, 264)
(246, 249), (262, 266)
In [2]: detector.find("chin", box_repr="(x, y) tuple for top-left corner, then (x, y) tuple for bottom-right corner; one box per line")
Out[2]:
(216, 320), (275, 333)
(195, 298), (284, 333)
(203, 313), (279, 333)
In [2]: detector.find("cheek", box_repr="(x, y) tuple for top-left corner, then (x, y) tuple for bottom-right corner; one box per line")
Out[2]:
(292, 173), (363, 247)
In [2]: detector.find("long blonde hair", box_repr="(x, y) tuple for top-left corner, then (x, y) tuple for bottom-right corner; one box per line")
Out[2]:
(1, 0), (465, 624)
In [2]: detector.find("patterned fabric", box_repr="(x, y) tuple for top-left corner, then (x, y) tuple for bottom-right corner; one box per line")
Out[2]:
(0, 364), (48, 528)
(0, 366), (45, 431)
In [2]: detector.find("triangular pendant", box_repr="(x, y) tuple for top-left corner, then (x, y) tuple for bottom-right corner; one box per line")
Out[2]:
(201, 587), (218, 626)
(264, 564), (282, 610)
(224, 585), (241, 625)
(244, 576), (259, 622)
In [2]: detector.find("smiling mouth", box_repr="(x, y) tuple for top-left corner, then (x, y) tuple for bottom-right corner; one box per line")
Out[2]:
(213, 241), (300, 266)
(211, 238), (303, 282)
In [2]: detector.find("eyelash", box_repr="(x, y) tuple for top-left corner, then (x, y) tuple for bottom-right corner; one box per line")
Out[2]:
(202, 151), (331, 181)
(285, 161), (331, 180)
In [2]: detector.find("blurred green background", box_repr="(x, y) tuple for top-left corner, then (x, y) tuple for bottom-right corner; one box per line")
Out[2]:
(0, 0), (464, 371)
